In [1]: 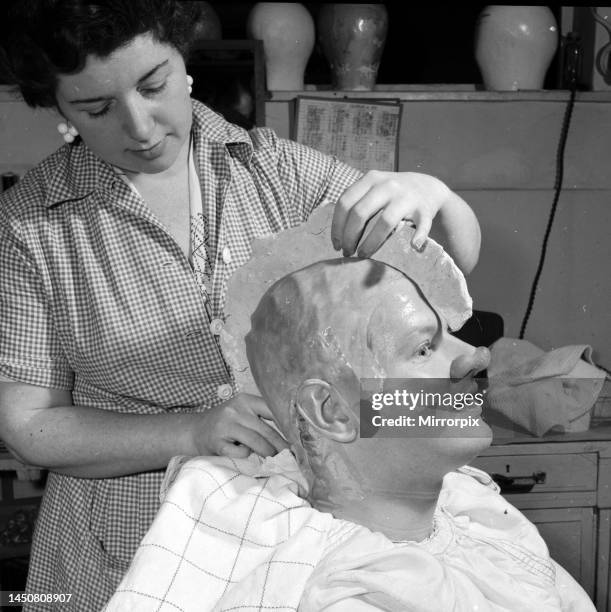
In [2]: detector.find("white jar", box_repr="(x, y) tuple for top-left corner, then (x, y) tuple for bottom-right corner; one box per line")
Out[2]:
(475, 6), (558, 91)
(247, 3), (315, 91)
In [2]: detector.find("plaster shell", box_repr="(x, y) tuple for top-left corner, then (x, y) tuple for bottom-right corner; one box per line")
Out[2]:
(220, 204), (472, 394)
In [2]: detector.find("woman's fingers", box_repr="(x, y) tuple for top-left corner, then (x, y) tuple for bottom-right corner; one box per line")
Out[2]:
(247, 417), (289, 455)
(224, 424), (278, 458)
(342, 192), (393, 257)
(356, 202), (408, 258)
(199, 393), (289, 458)
(331, 171), (445, 258)
(331, 172), (381, 251)
(239, 413), (289, 455)
(244, 394), (275, 420)
(410, 212), (433, 251)
(218, 440), (252, 459)
(232, 394), (289, 453)
(259, 421), (290, 453)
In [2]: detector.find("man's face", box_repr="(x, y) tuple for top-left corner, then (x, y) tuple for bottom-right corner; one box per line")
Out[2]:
(364, 276), (489, 380)
(335, 271), (492, 485)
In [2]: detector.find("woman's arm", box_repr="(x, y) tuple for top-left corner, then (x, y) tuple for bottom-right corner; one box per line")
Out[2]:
(269, 136), (480, 273)
(0, 378), (287, 479)
(429, 189), (481, 275)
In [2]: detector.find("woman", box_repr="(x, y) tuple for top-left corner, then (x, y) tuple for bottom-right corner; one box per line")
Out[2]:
(0, 1), (482, 609)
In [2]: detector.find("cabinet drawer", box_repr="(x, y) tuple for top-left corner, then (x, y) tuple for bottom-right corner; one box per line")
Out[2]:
(471, 453), (597, 493)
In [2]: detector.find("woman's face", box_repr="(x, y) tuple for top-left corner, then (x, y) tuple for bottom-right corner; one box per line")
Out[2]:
(55, 34), (192, 174)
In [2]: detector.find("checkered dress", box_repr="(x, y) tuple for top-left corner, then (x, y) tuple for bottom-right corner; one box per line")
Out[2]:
(0, 100), (361, 611)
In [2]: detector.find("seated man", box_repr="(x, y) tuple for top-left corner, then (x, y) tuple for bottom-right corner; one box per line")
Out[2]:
(106, 248), (594, 611)
(245, 257), (592, 611)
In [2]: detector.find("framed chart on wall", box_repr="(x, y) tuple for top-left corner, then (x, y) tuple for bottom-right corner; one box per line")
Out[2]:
(293, 96), (402, 174)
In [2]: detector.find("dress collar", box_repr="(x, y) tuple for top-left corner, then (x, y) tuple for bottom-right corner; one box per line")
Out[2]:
(43, 100), (253, 208)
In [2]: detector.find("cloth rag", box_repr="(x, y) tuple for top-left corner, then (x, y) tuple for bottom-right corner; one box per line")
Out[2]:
(486, 338), (607, 436)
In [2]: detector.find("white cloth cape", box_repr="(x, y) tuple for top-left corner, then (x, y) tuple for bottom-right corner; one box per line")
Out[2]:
(104, 451), (594, 611)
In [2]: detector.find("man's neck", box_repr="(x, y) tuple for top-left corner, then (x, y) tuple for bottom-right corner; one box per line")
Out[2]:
(311, 483), (442, 543)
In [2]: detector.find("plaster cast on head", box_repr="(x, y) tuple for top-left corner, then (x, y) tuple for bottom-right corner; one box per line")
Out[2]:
(244, 256), (491, 519)
(245, 259), (428, 437)
(244, 258), (436, 501)
(220, 203), (472, 396)
(227, 206), (488, 522)
(225, 205), (489, 536)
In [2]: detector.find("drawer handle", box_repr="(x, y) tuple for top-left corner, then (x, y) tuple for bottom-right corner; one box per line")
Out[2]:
(491, 471), (547, 493)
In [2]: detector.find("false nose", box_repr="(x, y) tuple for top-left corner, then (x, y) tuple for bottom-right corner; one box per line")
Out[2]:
(449, 346), (491, 379)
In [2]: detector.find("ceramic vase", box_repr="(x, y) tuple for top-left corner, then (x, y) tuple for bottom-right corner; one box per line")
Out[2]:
(247, 3), (315, 91)
(475, 6), (558, 91)
(191, 1), (222, 41)
(317, 3), (388, 91)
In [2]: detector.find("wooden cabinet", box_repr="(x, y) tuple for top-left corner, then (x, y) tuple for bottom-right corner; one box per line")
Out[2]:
(471, 426), (611, 612)
(524, 507), (597, 594)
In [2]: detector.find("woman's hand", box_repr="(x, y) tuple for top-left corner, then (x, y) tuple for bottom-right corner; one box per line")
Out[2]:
(193, 393), (289, 459)
(330, 171), (481, 274)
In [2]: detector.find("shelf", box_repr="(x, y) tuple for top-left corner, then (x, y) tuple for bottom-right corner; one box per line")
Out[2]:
(267, 86), (611, 103)
(3, 84), (611, 105)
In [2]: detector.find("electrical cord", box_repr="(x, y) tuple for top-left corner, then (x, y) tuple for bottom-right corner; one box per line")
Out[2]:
(518, 23), (610, 374)
(518, 86), (576, 340)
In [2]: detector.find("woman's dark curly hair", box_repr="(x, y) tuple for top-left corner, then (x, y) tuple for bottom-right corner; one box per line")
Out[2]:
(0, 0), (202, 108)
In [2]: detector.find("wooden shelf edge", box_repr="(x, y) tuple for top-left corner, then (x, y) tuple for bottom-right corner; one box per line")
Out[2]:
(267, 87), (611, 103)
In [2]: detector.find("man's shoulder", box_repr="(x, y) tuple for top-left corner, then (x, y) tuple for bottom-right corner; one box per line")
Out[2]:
(441, 466), (553, 559)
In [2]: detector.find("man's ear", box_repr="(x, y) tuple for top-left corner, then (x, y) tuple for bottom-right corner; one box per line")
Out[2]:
(294, 379), (358, 443)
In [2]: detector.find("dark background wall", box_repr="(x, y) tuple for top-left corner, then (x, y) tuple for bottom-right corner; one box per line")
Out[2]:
(0, 3), (565, 88)
(208, 2), (564, 88)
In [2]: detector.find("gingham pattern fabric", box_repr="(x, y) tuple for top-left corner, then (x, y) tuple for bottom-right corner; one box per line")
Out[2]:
(104, 454), (590, 612)
(0, 100), (361, 611)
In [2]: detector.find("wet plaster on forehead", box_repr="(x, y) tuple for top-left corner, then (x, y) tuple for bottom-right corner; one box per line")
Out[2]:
(364, 275), (440, 377)
(371, 292), (417, 367)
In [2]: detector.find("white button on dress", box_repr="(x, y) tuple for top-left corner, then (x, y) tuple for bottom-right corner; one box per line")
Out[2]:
(209, 319), (224, 335)
(217, 383), (233, 400)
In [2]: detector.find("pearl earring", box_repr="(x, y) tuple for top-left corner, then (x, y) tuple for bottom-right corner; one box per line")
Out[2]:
(186, 74), (193, 94)
(57, 122), (79, 144)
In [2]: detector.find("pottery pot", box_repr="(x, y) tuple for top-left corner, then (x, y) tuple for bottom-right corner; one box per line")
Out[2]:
(247, 3), (315, 91)
(190, 1), (222, 41)
(475, 5), (558, 91)
(317, 3), (388, 91)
